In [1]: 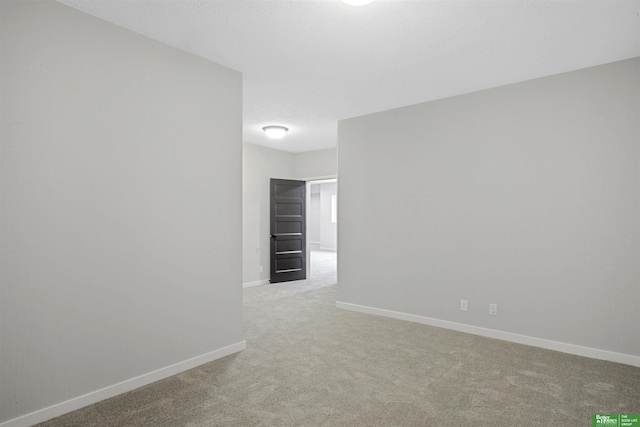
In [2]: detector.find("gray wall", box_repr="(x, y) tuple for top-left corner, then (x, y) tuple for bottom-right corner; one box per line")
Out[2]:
(294, 148), (337, 179)
(1, 1), (244, 423)
(319, 182), (338, 251)
(308, 182), (337, 251)
(310, 190), (322, 246)
(338, 58), (640, 361)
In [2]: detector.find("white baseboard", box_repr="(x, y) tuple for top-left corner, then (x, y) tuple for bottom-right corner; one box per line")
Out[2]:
(243, 279), (269, 288)
(0, 341), (246, 427)
(336, 301), (640, 368)
(318, 247), (337, 252)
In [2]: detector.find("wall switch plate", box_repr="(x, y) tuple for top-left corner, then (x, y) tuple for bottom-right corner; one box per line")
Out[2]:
(460, 299), (468, 311)
(489, 304), (498, 316)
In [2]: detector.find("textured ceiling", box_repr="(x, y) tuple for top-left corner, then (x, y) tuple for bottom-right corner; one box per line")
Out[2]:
(59, 0), (640, 153)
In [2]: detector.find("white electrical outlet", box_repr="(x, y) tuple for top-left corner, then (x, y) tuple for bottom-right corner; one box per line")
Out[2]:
(259, 266), (263, 273)
(489, 304), (498, 316)
(460, 300), (468, 311)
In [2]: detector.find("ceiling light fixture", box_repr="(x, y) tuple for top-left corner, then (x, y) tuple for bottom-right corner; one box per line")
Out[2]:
(262, 125), (289, 139)
(341, 0), (374, 5)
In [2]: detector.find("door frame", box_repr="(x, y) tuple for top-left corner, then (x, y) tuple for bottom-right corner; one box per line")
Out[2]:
(304, 176), (337, 279)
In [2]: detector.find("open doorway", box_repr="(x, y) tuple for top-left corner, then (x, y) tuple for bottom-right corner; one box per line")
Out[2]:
(307, 179), (337, 283)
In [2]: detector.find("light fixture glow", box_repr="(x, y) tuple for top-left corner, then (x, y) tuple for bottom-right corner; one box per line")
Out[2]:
(262, 125), (289, 139)
(341, 0), (374, 5)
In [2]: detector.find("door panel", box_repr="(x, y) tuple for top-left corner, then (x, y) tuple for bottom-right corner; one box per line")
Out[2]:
(275, 239), (303, 254)
(276, 203), (302, 216)
(274, 220), (303, 234)
(270, 179), (306, 283)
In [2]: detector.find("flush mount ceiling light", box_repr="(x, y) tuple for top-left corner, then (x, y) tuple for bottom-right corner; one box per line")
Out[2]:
(341, 0), (374, 5)
(262, 125), (289, 139)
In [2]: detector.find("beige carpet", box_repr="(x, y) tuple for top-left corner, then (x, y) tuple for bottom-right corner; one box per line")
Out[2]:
(38, 251), (639, 426)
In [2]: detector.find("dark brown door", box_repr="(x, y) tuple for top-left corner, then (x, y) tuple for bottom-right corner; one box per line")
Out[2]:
(270, 179), (306, 283)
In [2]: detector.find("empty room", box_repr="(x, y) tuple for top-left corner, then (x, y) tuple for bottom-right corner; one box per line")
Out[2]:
(1, 1), (639, 426)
